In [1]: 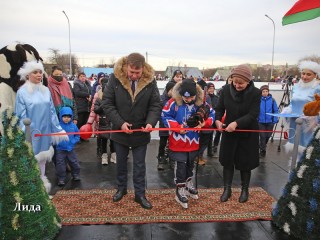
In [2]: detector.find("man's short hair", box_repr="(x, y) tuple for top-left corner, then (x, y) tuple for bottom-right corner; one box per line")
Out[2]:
(127, 53), (145, 68)
(77, 72), (86, 78)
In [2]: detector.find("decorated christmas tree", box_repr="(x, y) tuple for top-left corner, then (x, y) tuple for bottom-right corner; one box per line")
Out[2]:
(0, 109), (61, 240)
(272, 126), (320, 240)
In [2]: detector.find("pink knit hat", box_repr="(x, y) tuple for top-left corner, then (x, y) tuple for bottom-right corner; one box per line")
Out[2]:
(231, 64), (252, 82)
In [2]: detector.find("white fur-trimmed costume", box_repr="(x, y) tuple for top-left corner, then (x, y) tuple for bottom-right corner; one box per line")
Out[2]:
(0, 43), (43, 135)
(282, 61), (320, 154)
(15, 61), (68, 192)
(298, 60), (320, 76)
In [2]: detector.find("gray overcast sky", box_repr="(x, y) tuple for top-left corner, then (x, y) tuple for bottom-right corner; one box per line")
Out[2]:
(1, 0), (319, 70)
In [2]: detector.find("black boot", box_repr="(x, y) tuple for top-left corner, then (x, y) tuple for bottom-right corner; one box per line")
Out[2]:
(260, 150), (266, 158)
(157, 155), (166, 170)
(239, 170), (251, 203)
(220, 167), (234, 202)
(212, 145), (218, 153)
(207, 146), (213, 157)
(207, 135), (214, 157)
(169, 158), (175, 169)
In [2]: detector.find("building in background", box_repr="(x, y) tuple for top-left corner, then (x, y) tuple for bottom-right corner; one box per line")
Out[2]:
(165, 66), (202, 79)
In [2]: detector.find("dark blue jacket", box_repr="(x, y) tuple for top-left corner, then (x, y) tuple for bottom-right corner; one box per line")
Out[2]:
(259, 94), (279, 124)
(56, 107), (80, 151)
(206, 93), (219, 110)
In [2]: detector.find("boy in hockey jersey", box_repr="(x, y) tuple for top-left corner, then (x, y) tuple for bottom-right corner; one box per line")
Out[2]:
(161, 78), (215, 208)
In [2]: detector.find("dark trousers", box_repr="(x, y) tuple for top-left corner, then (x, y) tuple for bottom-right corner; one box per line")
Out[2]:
(258, 123), (274, 151)
(97, 137), (115, 155)
(213, 130), (221, 146)
(169, 151), (198, 184)
(55, 149), (80, 181)
(199, 132), (211, 156)
(114, 142), (147, 197)
(77, 112), (90, 129)
(158, 135), (169, 157)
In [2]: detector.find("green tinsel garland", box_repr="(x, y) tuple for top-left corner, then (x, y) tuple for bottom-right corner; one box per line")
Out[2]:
(0, 110), (61, 240)
(272, 126), (320, 240)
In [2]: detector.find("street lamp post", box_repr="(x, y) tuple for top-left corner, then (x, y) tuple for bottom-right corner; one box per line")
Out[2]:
(62, 10), (72, 77)
(265, 14), (275, 81)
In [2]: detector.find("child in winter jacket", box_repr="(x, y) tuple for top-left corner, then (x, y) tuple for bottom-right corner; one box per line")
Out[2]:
(55, 107), (81, 186)
(161, 78), (215, 208)
(87, 77), (116, 165)
(258, 85), (279, 157)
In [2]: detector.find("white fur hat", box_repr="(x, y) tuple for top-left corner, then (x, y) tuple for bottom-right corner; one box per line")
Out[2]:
(18, 60), (44, 80)
(298, 60), (320, 76)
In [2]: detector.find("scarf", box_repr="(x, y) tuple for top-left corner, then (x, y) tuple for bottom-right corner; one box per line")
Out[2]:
(229, 81), (254, 103)
(25, 80), (46, 94)
(297, 78), (318, 88)
(47, 76), (73, 114)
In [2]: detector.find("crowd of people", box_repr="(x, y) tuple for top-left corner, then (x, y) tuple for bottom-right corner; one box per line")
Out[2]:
(1, 43), (320, 210)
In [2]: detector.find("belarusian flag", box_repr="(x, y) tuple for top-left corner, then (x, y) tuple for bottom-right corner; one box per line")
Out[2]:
(282, 0), (320, 25)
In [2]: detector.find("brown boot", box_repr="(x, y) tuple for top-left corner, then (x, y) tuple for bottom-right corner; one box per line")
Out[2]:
(198, 156), (207, 165)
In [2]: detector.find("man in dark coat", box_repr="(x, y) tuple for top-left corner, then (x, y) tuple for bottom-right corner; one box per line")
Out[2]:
(102, 53), (161, 209)
(215, 64), (260, 203)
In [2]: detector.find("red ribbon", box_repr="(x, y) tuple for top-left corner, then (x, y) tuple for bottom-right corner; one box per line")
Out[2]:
(34, 127), (285, 137)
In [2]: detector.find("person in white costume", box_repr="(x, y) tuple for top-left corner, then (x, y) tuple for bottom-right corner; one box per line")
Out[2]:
(282, 60), (320, 153)
(0, 43), (43, 136)
(15, 61), (68, 192)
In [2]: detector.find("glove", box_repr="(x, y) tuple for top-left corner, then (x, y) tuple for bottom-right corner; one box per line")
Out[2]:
(186, 112), (203, 127)
(281, 106), (292, 114)
(186, 104), (210, 127)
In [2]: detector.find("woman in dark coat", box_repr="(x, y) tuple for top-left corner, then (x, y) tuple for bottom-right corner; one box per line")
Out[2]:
(73, 72), (92, 131)
(214, 64), (260, 203)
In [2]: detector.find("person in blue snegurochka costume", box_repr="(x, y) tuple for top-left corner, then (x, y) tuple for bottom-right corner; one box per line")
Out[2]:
(161, 78), (215, 209)
(281, 60), (320, 154)
(15, 61), (68, 192)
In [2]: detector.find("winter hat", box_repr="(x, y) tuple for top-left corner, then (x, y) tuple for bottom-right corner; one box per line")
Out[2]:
(18, 61), (44, 80)
(231, 64), (252, 82)
(260, 85), (269, 92)
(172, 69), (182, 78)
(298, 60), (320, 76)
(97, 72), (105, 80)
(207, 82), (215, 89)
(165, 81), (175, 92)
(179, 78), (197, 97)
(101, 77), (109, 90)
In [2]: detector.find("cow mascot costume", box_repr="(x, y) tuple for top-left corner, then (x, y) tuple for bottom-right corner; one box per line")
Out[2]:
(0, 43), (43, 134)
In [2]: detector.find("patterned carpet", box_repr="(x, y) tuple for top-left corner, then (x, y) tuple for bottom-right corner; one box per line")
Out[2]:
(52, 187), (275, 225)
